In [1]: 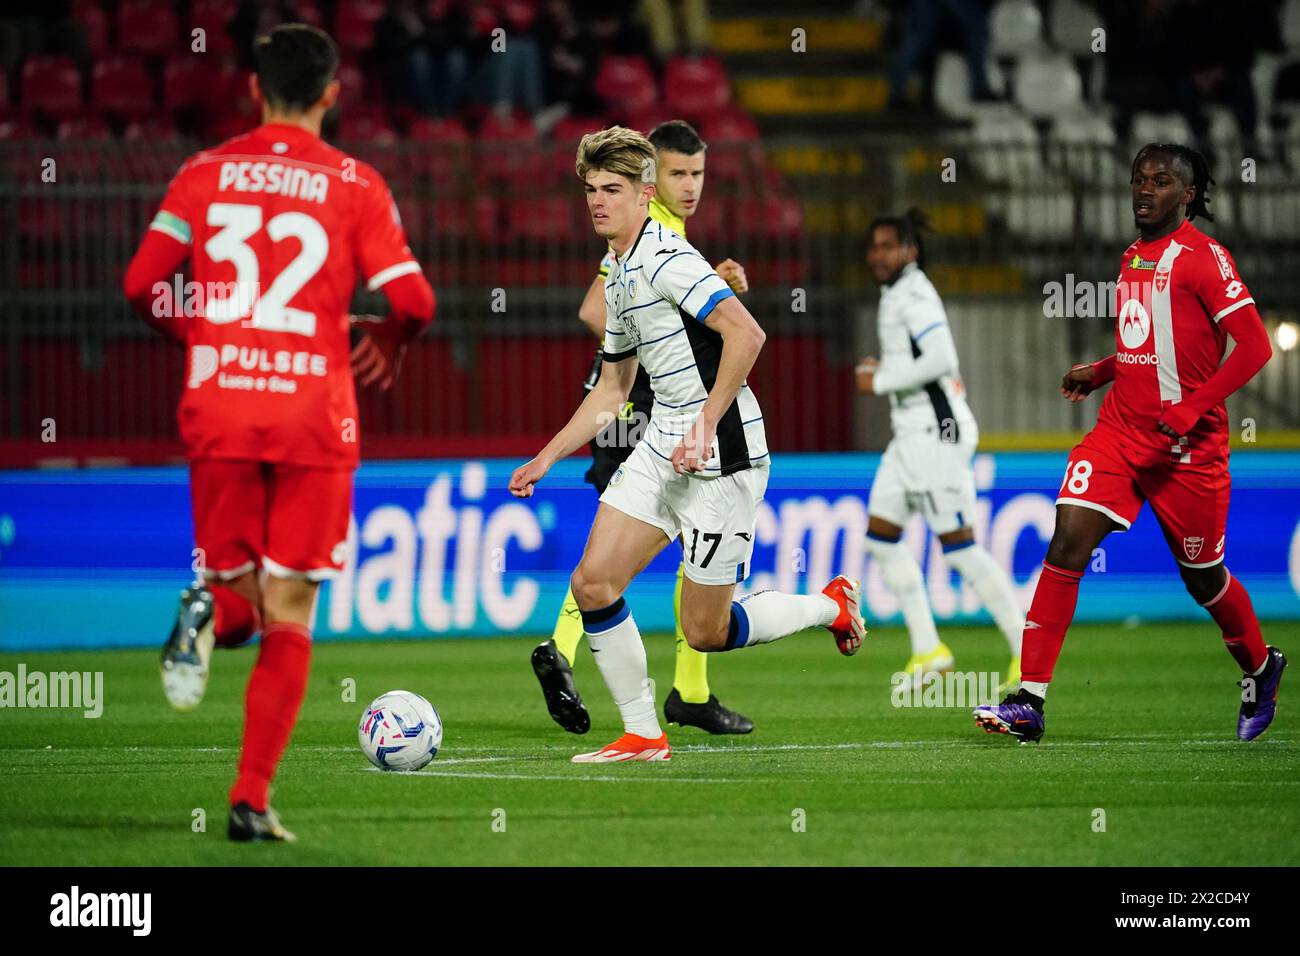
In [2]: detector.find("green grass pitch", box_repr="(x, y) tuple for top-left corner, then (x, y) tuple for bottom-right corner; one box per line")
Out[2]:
(2, 622), (1297, 866)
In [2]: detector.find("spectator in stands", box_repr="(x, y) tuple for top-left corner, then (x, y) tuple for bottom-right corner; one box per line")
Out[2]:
(469, 0), (545, 118)
(230, 0), (310, 69)
(535, 1), (605, 118)
(374, 0), (470, 117)
(1, 3), (86, 78)
(638, 0), (711, 58)
(886, 0), (997, 112)
(1101, 0), (1277, 160)
(1167, 0), (1272, 158)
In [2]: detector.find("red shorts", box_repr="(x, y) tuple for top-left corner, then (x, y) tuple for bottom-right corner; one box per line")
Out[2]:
(190, 459), (354, 581)
(1056, 423), (1230, 568)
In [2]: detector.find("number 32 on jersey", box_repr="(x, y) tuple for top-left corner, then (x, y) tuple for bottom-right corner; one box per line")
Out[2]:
(203, 202), (328, 335)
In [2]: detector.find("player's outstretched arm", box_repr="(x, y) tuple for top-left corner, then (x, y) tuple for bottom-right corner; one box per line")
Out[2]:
(674, 295), (765, 474)
(1060, 355), (1116, 402)
(509, 356), (641, 497)
(1157, 306), (1272, 438)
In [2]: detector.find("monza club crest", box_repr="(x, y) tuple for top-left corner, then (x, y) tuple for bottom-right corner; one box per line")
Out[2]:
(1183, 536), (1205, 561)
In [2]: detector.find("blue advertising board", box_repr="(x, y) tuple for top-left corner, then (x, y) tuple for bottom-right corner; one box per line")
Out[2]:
(2, 452), (1298, 650)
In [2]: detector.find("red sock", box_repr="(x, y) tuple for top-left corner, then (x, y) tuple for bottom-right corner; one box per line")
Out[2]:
(229, 622), (311, 812)
(1021, 561), (1084, 684)
(1201, 572), (1268, 673)
(211, 584), (260, 648)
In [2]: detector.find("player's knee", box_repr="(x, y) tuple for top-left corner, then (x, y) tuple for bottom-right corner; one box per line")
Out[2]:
(261, 576), (317, 626)
(1044, 536), (1092, 573)
(569, 566), (618, 612)
(682, 615), (728, 652)
(1179, 564), (1226, 604)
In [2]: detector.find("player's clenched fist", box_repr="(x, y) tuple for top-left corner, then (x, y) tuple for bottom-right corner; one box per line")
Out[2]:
(672, 417), (716, 475)
(350, 316), (407, 391)
(510, 457), (550, 497)
(714, 258), (748, 295)
(1060, 363), (1098, 402)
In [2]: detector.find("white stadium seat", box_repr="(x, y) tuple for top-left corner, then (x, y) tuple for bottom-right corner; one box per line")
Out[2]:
(971, 104), (1040, 183)
(1048, 0), (1101, 57)
(1283, 0), (1300, 49)
(1048, 109), (1123, 186)
(1130, 111), (1193, 147)
(934, 51), (1007, 119)
(1014, 52), (1085, 118)
(990, 0), (1046, 58)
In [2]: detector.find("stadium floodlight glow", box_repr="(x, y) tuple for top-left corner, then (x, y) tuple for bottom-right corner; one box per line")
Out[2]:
(1276, 322), (1298, 353)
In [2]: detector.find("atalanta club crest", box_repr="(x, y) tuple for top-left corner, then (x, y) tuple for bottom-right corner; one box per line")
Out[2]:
(1184, 536), (1205, 561)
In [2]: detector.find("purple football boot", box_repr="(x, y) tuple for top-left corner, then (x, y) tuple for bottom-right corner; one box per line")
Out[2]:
(1238, 646), (1286, 742)
(973, 689), (1045, 744)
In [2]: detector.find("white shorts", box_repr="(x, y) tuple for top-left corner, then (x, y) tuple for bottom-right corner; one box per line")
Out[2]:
(868, 432), (977, 535)
(599, 441), (769, 586)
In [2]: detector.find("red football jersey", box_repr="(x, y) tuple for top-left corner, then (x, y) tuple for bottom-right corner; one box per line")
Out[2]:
(149, 123), (421, 467)
(1098, 219), (1254, 461)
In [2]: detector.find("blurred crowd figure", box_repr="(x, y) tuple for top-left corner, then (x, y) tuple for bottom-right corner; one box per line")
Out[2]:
(1, 0), (714, 134)
(884, 0), (997, 111)
(374, 0), (712, 125)
(881, 0), (1291, 156)
(1099, 0), (1285, 158)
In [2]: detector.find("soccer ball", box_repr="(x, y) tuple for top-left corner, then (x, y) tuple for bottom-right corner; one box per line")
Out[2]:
(358, 690), (443, 771)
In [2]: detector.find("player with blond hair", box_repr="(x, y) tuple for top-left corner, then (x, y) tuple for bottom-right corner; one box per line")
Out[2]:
(510, 127), (865, 762)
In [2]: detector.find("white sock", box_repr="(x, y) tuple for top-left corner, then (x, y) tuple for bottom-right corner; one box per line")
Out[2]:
(728, 591), (837, 648)
(944, 543), (1025, 656)
(866, 534), (941, 655)
(584, 600), (661, 739)
(1021, 680), (1048, 699)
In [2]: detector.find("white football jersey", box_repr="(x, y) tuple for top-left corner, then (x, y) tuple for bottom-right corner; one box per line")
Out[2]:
(874, 262), (976, 441)
(602, 217), (769, 476)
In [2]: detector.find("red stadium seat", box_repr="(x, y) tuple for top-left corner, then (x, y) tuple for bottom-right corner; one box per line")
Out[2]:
(296, 0), (325, 27)
(123, 117), (180, 140)
(56, 115), (111, 139)
(408, 116), (470, 142)
(116, 0), (181, 57)
(122, 120), (181, 180)
(683, 195), (725, 243)
(335, 0), (386, 53)
(428, 196), (498, 243)
(547, 115), (603, 181)
(54, 116), (126, 182)
(162, 55), (208, 112)
(21, 56), (84, 120)
(736, 196), (803, 240)
(92, 56), (156, 120)
(337, 113), (398, 143)
(72, 1), (111, 57)
(698, 106), (759, 143)
(506, 196), (584, 243)
(336, 113), (404, 182)
(593, 55), (658, 115)
(664, 55), (731, 118)
(334, 62), (367, 116)
(0, 116), (40, 139)
(407, 117), (470, 187)
(476, 111), (538, 185)
(188, 0), (238, 56)
(620, 107), (673, 135)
